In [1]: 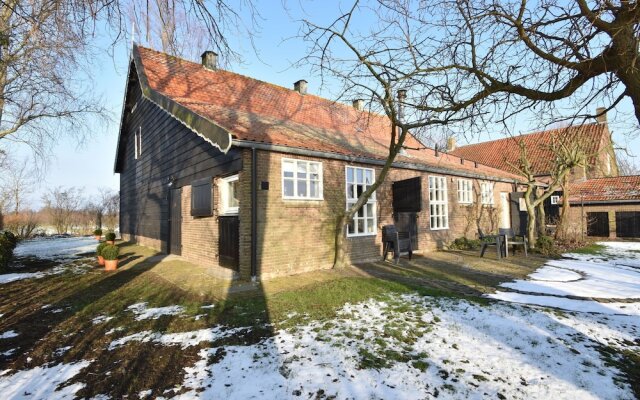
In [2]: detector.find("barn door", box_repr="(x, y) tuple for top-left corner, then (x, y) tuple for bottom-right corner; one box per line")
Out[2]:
(392, 177), (421, 250)
(616, 211), (640, 238)
(509, 192), (528, 236)
(168, 188), (182, 255)
(218, 216), (239, 269)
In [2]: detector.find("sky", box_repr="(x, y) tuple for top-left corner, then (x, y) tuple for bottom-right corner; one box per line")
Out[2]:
(6, 0), (640, 209)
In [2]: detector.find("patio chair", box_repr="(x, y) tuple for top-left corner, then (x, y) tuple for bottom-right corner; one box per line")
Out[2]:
(478, 229), (504, 259)
(382, 225), (413, 264)
(499, 228), (528, 257)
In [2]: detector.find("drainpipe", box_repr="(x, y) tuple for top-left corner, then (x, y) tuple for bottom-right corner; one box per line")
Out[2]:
(251, 147), (258, 280)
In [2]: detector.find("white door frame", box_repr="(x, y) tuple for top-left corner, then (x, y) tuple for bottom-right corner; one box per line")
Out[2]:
(500, 192), (511, 229)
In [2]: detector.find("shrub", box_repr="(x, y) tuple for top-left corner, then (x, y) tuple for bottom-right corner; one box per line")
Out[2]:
(449, 237), (481, 250)
(96, 242), (108, 257)
(93, 228), (103, 236)
(105, 232), (116, 242)
(535, 235), (559, 256)
(101, 244), (119, 260)
(0, 230), (18, 272)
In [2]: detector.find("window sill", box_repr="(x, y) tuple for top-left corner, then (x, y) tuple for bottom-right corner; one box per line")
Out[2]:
(429, 227), (449, 231)
(347, 233), (377, 238)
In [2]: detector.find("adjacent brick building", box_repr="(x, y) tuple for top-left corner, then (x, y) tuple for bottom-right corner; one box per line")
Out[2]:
(114, 45), (526, 280)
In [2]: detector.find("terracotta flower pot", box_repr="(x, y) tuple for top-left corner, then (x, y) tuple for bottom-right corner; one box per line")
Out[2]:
(104, 259), (118, 271)
(95, 235), (101, 240)
(97, 255), (105, 266)
(106, 240), (115, 245)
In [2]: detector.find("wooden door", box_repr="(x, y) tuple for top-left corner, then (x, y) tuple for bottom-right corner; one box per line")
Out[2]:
(168, 188), (182, 255)
(218, 216), (239, 269)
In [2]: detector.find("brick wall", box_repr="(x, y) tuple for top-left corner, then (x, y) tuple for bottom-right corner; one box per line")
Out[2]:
(567, 203), (640, 239)
(245, 149), (516, 279)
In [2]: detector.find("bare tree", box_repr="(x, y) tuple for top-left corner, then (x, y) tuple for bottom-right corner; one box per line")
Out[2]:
(617, 152), (640, 176)
(97, 187), (119, 231)
(0, 156), (35, 214)
(42, 187), (84, 234)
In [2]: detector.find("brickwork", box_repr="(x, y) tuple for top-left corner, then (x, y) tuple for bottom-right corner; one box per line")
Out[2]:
(567, 203), (640, 239)
(245, 149), (515, 279)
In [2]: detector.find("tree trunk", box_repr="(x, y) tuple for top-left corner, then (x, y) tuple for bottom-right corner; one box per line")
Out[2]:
(333, 213), (349, 268)
(536, 201), (546, 237)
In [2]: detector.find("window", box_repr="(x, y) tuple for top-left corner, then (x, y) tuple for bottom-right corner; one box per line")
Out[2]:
(219, 175), (239, 215)
(550, 195), (560, 205)
(191, 178), (213, 217)
(134, 127), (142, 159)
(346, 166), (376, 236)
(428, 176), (449, 230)
(282, 159), (323, 200)
(457, 179), (473, 204)
(480, 182), (494, 205)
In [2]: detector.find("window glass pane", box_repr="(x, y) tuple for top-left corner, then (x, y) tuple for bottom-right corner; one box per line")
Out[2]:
(297, 162), (307, 180)
(310, 162), (319, 174)
(357, 205), (364, 218)
(297, 180), (307, 197)
(283, 179), (294, 197)
(310, 181), (319, 198)
(366, 218), (375, 233)
(347, 167), (354, 183)
(228, 180), (239, 208)
(356, 184), (364, 197)
(365, 170), (373, 185)
(356, 168), (363, 184)
(283, 161), (294, 178)
(347, 220), (354, 234)
(346, 184), (354, 200)
(366, 203), (374, 218)
(357, 219), (365, 234)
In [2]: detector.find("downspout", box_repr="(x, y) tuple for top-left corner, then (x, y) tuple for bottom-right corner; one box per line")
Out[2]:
(251, 147), (258, 280)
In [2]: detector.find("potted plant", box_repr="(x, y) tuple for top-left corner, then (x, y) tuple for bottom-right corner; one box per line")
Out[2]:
(105, 231), (116, 245)
(96, 242), (107, 266)
(102, 244), (119, 271)
(93, 228), (103, 240)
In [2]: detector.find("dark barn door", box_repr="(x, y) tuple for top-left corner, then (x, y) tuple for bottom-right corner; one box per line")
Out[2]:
(587, 212), (609, 237)
(218, 216), (239, 269)
(392, 177), (421, 250)
(509, 192), (528, 237)
(616, 211), (640, 238)
(168, 188), (182, 255)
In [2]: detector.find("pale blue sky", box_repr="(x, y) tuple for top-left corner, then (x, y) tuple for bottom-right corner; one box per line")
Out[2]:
(8, 0), (640, 208)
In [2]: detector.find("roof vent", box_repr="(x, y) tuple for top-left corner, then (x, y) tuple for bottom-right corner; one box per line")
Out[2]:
(446, 137), (456, 152)
(201, 51), (218, 71)
(294, 80), (308, 95)
(352, 99), (364, 111)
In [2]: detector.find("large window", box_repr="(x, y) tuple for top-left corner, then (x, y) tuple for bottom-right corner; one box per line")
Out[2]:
(481, 182), (494, 205)
(219, 175), (239, 215)
(457, 179), (473, 204)
(428, 176), (449, 230)
(346, 166), (376, 237)
(282, 159), (323, 200)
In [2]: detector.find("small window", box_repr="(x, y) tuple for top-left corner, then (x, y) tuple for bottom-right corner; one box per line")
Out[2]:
(429, 176), (449, 230)
(219, 175), (239, 215)
(346, 166), (376, 237)
(457, 179), (473, 204)
(550, 195), (560, 205)
(481, 182), (494, 205)
(191, 178), (212, 217)
(282, 159), (323, 200)
(134, 127), (142, 159)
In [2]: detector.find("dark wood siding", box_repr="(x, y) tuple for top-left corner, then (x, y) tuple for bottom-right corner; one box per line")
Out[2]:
(587, 212), (609, 237)
(118, 67), (242, 252)
(616, 211), (640, 238)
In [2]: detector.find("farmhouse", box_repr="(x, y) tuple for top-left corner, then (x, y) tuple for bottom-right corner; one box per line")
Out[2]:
(451, 120), (640, 239)
(114, 45), (526, 280)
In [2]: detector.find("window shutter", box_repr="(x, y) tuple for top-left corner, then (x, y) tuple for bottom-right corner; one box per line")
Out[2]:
(392, 177), (422, 212)
(191, 178), (213, 217)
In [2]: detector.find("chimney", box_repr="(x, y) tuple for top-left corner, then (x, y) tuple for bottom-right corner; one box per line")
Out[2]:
(446, 137), (456, 152)
(294, 80), (308, 95)
(352, 99), (364, 111)
(596, 107), (607, 124)
(201, 51), (218, 71)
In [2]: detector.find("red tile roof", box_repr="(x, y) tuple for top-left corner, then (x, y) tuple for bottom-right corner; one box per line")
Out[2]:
(569, 176), (640, 203)
(451, 124), (609, 176)
(133, 46), (522, 181)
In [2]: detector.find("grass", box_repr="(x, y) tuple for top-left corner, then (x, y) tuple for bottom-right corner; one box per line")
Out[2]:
(571, 243), (607, 255)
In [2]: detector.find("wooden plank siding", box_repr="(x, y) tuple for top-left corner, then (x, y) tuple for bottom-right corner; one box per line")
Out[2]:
(118, 68), (242, 252)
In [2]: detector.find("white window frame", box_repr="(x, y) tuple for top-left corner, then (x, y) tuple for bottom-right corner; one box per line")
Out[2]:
(550, 195), (560, 205)
(219, 174), (239, 215)
(428, 175), (449, 230)
(457, 179), (473, 204)
(480, 182), (494, 205)
(345, 166), (377, 237)
(281, 158), (323, 200)
(134, 127), (142, 160)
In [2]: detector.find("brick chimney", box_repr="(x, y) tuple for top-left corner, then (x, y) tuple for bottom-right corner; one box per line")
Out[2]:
(596, 107), (607, 124)
(352, 99), (364, 111)
(446, 137), (456, 152)
(201, 51), (218, 71)
(294, 80), (308, 95)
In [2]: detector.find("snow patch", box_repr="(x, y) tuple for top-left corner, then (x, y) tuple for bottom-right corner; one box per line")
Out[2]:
(0, 330), (19, 339)
(108, 326), (243, 351)
(127, 302), (184, 320)
(14, 236), (97, 260)
(92, 315), (114, 325)
(0, 360), (91, 399)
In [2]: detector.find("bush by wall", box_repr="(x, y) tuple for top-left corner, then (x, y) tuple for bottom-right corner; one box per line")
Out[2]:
(0, 230), (18, 272)
(449, 236), (482, 250)
(101, 244), (119, 260)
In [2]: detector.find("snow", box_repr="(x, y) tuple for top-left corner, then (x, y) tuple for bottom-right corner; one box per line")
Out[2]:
(161, 295), (637, 399)
(0, 262), (93, 285)
(490, 291), (640, 316)
(92, 315), (114, 325)
(0, 330), (19, 339)
(127, 302), (185, 320)
(0, 360), (91, 400)
(13, 236), (97, 260)
(108, 326), (242, 350)
(139, 389), (153, 398)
